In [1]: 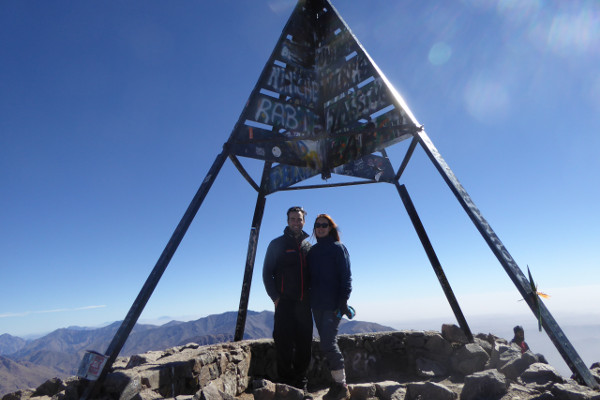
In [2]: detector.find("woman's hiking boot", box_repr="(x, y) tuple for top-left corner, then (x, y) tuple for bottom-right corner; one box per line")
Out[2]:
(323, 382), (350, 400)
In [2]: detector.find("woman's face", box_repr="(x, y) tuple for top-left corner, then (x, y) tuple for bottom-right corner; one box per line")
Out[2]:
(314, 217), (331, 238)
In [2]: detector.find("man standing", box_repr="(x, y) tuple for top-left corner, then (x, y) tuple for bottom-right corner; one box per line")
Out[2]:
(263, 206), (313, 393)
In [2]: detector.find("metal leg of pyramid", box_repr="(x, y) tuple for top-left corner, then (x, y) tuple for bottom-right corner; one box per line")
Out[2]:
(79, 149), (230, 400)
(396, 182), (474, 343)
(234, 162), (271, 342)
(416, 130), (599, 389)
(393, 136), (419, 182)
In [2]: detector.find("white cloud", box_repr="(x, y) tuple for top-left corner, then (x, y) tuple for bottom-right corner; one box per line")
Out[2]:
(0, 305), (106, 318)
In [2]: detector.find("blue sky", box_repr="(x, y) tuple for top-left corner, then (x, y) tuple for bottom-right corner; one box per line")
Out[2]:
(1, 0), (599, 367)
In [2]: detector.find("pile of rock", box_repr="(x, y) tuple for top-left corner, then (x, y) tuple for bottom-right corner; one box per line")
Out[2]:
(3, 324), (599, 400)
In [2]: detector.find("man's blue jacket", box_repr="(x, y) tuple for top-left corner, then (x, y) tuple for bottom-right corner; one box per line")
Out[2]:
(262, 227), (311, 303)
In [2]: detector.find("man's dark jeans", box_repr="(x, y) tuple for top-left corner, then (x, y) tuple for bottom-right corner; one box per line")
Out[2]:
(273, 298), (313, 385)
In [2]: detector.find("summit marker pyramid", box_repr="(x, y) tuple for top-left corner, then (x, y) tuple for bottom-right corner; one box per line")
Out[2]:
(227, 0), (421, 192)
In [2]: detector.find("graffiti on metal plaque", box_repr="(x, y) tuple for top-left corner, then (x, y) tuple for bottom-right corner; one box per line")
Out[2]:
(328, 111), (415, 168)
(234, 124), (322, 143)
(231, 134), (322, 170)
(248, 95), (323, 136)
(279, 39), (314, 68)
(316, 30), (358, 69)
(266, 164), (319, 194)
(264, 64), (319, 107)
(333, 154), (395, 182)
(325, 78), (393, 133)
(321, 53), (376, 101)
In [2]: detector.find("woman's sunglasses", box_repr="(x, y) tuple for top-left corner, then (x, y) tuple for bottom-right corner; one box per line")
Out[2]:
(314, 223), (330, 228)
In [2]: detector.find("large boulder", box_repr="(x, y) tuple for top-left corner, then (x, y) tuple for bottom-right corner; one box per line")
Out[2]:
(486, 342), (520, 370)
(374, 381), (405, 400)
(348, 383), (377, 399)
(442, 324), (470, 345)
(406, 381), (457, 400)
(31, 378), (65, 398)
(551, 382), (600, 400)
(520, 363), (565, 386)
(460, 369), (509, 400)
(451, 343), (490, 375)
(499, 350), (539, 380)
(416, 357), (447, 378)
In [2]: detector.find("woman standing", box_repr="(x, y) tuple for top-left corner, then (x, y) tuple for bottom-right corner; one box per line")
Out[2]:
(308, 214), (352, 400)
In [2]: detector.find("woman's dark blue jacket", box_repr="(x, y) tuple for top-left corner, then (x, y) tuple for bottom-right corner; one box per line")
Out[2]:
(307, 235), (352, 311)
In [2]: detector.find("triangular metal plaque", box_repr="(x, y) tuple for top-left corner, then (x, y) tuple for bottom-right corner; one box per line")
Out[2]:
(228, 0), (420, 189)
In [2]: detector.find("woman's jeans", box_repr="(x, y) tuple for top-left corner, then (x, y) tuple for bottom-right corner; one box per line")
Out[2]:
(312, 309), (344, 371)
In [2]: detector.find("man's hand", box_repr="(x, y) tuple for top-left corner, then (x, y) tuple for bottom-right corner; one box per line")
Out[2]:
(274, 298), (280, 308)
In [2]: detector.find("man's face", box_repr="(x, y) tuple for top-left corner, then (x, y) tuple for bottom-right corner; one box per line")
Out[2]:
(515, 330), (524, 341)
(287, 211), (305, 235)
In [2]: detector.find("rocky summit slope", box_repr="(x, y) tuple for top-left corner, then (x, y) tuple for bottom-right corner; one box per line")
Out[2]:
(3, 324), (600, 400)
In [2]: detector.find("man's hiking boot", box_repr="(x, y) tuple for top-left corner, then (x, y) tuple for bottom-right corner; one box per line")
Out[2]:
(301, 382), (313, 399)
(323, 382), (350, 400)
(294, 378), (312, 400)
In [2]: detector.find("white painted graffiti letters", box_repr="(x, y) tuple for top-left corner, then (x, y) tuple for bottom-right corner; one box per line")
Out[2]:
(252, 96), (322, 136)
(266, 65), (319, 105)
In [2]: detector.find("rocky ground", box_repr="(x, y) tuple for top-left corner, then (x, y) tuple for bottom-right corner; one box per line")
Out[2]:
(2, 326), (599, 400)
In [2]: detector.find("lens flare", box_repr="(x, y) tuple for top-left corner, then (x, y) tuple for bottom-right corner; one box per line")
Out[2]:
(428, 42), (452, 66)
(547, 11), (597, 56)
(464, 76), (510, 122)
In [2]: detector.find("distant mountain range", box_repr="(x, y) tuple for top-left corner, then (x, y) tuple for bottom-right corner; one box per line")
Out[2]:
(0, 334), (27, 355)
(0, 310), (394, 396)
